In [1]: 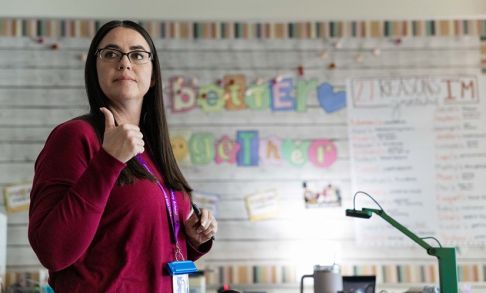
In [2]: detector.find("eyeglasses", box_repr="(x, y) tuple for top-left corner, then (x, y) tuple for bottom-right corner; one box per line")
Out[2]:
(95, 47), (153, 65)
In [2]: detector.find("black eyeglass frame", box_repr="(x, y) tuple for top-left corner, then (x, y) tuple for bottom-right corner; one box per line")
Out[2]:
(95, 47), (153, 64)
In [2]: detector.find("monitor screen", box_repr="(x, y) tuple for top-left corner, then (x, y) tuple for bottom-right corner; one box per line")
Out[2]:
(342, 276), (376, 293)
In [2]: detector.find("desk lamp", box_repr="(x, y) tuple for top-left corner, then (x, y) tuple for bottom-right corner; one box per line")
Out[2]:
(345, 191), (458, 293)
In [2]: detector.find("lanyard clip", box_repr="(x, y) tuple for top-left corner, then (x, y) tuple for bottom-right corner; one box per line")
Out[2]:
(175, 244), (184, 261)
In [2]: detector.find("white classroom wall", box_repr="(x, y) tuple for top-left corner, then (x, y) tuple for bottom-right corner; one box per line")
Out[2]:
(0, 0), (485, 21)
(2, 1), (486, 292)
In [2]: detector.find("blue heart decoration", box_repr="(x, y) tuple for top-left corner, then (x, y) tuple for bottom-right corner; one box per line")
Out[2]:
(317, 83), (346, 113)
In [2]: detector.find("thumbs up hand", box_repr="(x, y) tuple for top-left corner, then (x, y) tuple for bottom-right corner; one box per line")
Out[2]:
(99, 107), (145, 163)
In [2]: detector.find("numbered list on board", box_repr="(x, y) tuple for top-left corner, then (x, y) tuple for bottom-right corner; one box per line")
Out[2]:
(347, 76), (486, 246)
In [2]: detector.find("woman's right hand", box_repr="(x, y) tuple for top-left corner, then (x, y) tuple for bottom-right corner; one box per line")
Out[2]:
(100, 107), (144, 163)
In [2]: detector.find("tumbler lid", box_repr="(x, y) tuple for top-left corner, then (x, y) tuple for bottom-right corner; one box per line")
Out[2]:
(313, 264), (340, 273)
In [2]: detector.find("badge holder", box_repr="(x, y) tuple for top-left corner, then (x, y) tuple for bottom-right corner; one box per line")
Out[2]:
(166, 244), (199, 293)
(166, 260), (198, 275)
(167, 261), (198, 293)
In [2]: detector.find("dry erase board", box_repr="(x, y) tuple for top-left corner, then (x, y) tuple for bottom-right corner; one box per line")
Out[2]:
(347, 75), (486, 246)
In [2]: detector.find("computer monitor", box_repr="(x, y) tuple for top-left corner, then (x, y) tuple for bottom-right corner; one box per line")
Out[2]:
(342, 276), (376, 293)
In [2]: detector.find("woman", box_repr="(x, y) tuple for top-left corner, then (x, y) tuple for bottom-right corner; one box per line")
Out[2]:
(28, 20), (217, 292)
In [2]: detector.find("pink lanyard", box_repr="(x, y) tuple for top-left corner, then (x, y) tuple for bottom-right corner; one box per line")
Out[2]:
(135, 154), (180, 247)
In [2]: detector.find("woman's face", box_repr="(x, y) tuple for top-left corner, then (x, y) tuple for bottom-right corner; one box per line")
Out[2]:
(96, 27), (153, 106)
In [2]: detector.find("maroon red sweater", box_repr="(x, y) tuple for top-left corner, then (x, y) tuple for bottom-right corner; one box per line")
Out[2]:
(29, 119), (210, 292)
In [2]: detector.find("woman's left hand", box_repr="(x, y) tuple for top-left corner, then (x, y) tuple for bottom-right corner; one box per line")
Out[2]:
(184, 208), (217, 247)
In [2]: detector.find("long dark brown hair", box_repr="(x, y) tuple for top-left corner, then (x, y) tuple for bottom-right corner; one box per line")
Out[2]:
(82, 20), (192, 193)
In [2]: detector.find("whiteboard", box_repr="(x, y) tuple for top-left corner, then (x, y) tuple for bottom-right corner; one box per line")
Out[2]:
(347, 75), (486, 246)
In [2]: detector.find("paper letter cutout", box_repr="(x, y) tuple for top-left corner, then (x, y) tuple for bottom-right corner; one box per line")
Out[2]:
(282, 139), (309, 167)
(224, 74), (247, 110)
(259, 136), (282, 165)
(245, 83), (271, 110)
(169, 76), (197, 113)
(189, 133), (215, 165)
(198, 84), (225, 112)
(317, 82), (346, 113)
(308, 139), (337, 168)
(237, 131), (259, 166)
(170, 136), (189, 162)
(215, 135), (240, 164)
(271, 77), (295, 111)
(295, 78), (318, 112)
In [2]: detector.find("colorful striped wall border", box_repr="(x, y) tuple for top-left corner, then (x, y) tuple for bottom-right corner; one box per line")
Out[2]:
(205, 263), (486, 285)
(206, 264), (297, 285)
(4, 263), (486, 287)
(1, 18), (486, 39)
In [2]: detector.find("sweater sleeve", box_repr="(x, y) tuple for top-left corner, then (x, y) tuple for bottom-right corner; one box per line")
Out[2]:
(187, 238), (213, 261)
(28, 120), (126, 271)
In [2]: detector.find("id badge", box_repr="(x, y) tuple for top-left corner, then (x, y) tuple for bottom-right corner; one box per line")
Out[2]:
(166, 261), (198, 293)
(172, 274), (189, 293)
